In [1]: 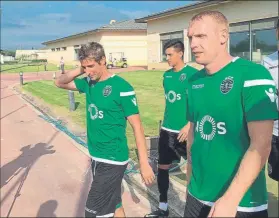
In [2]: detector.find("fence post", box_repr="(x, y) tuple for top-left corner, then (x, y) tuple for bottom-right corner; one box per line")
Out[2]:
(68, 90), (75, 111)
(19, 71), (23, 86)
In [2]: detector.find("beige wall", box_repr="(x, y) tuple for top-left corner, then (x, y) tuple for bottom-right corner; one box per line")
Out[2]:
(45, 47), (77, 65)
(100, 31), (147, 66)
(15, 49), (51, 60)
(146, 0), (278, 70)
(44, 32), (102, 65)
(43, 30), (147, 66)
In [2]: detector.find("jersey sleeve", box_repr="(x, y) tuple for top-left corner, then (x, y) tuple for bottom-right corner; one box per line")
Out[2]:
(74, 77), (88, 93)
(119, 81), (139, 117)
(242, 64), (278, 122)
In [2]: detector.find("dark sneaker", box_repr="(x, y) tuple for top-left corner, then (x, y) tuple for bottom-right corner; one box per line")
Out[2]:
(144, 208), (169, 217)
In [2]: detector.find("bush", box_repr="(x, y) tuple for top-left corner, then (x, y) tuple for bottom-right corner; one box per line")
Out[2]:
(31, 59), (47, 63)
(2, 61), (19, 64)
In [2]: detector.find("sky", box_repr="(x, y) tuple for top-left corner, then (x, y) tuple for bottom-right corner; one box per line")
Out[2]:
(1, 1), (192, 51)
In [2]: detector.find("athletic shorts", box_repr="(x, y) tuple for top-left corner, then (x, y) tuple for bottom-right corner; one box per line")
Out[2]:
(85, 160), (127, 217)
(158, 128), (187, 165)
(184, 193), (268, 218)
(268, 135), (279, 181)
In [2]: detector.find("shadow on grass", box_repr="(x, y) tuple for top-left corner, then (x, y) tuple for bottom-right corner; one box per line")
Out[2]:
(268, 191), (278, 217)
(75, 102), (80, 110)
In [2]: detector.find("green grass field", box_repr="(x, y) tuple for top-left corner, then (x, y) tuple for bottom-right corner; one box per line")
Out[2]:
(0, 63), (74, 73)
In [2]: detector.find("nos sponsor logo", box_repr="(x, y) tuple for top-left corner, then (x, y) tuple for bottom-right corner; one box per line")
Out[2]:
(165, 90), (181, 103)
(88, 104), (104, 120)
(196, 115), (226, 140)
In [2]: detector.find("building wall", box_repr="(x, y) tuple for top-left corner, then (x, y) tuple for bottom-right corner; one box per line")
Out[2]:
(44, 32), (102, 65)
(43, 31), (147, 66)
(15, 49), (50, 60)
(146, 0), (278, 70)
(100, 31), (147, 66)
(3, 56), (15, 62)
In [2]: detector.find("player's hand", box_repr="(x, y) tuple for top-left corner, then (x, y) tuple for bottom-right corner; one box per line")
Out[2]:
(208, 197), (237, 217)
(139, 161), (155, 186)
(177, 124), (190, 142)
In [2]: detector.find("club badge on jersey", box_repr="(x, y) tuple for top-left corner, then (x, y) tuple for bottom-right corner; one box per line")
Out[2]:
(103, 85), (112, 97)
(179, 73), (187, 82)
(220, 76), (234, 94)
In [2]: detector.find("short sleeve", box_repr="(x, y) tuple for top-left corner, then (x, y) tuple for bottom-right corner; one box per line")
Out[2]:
(242, 65), (278, 122)
(120, 81), (139, 117)
(74, 77), (88, 93)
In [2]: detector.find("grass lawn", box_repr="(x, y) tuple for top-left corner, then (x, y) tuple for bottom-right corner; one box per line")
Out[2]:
(0, 63), (74, 73)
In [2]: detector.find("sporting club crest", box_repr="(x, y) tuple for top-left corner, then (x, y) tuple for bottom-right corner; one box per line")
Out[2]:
(179, 73), (186, 82)
(220, 76), (234, 94)
(103, 85), (112, 97)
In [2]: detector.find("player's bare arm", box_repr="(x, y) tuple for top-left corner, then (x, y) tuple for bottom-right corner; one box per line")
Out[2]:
(55, 67), (84, 90)
(209, 120), (273, 217)
(186, 122), (194, 187)
(127, 114), (155, 185)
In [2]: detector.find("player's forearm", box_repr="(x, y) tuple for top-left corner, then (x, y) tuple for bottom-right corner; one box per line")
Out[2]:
(55, 68), (83, 85)
(223, 142), (271, 205)
(186, 123), (194, 187)
(132, 121), (149, 165)
(186, 155), (192, 187)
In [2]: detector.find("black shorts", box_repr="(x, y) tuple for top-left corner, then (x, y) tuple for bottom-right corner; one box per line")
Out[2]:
(268, 135), (279, 181)
(85, 160), (127, 217)
(184, 193), (268, 218)
(158, 128), (187, 165)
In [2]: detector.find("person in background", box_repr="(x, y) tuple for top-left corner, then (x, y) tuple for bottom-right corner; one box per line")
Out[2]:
(262, 18), (279, 182)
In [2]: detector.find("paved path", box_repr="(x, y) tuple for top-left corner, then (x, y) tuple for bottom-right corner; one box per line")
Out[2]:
(0, 68), (154, 217)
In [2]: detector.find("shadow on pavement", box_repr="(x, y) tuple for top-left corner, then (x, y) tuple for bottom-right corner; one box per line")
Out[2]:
(74, 159), (92, 217)
(36, 200), (58, 217)
(1, 143), (56, 189)
(0, 131), (58, 217)
(123, 176), (141, 204)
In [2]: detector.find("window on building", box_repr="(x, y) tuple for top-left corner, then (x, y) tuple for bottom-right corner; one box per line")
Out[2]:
(230, 17), (278, 63)
(56, 48), (60, 51)
(74, 49), (80, 60)
(160, 31), (183, 62)
(62, 47), (67, 51)
(230, 22), (250, 60)
(51, 48), (55, 52)
(251, 19), (277, 63)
